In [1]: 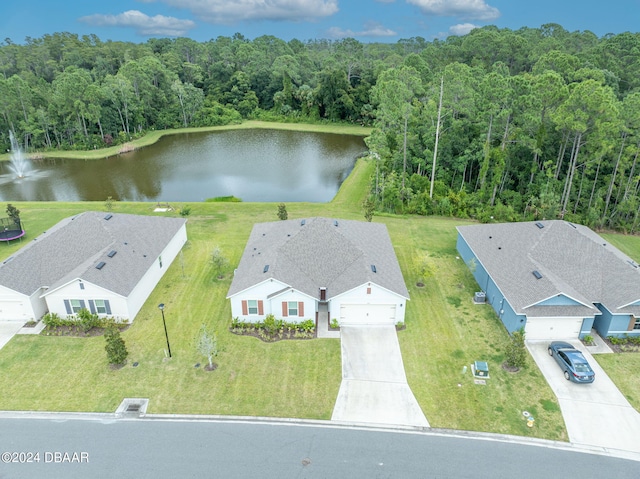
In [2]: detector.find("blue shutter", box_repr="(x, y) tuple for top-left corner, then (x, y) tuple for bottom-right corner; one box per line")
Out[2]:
(64, 300), (72, 315)
(105, 300), (112, 315)
(88, 300), (96, 314)
(80, 300), (86, 311)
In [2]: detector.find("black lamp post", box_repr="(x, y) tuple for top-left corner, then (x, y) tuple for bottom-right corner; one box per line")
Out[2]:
(158, 303), (172, 358)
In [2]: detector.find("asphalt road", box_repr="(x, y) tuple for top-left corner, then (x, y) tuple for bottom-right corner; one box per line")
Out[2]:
(1, 415), (639, 478)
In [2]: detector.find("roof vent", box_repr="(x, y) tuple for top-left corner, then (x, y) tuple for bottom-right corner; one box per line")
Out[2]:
(300, 219), (306, 226)
(104, 214), (113, 220)
(535, 222), (544, 229)
(371, 264), (377, 273)
(532, 270), (542, 279)
(107, 250), (117, 258)
(263, 265), (269, 273)
(96, 261), (106, 270)
(334, 220), (339, 227)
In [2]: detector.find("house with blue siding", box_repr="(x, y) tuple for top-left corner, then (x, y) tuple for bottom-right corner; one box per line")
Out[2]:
(456, 220), (640, 340)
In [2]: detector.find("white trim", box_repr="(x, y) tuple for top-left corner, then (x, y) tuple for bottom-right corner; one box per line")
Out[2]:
(41, 279), (125, 300)
(226, 278), (290, 299)
(523, 292), (595, 310)
(329, 281), (408, 302)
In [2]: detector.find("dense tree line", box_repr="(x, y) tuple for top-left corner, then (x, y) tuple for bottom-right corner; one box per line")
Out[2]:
(2, 25), (640, 231)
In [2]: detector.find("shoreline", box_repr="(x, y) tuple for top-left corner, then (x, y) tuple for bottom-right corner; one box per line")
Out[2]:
(1, 121), (372, 163)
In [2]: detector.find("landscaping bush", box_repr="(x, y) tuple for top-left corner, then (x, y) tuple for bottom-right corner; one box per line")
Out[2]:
(104, 325), (128, 366)
(230, 317), (315, 341)
(504, 329), (527, 370)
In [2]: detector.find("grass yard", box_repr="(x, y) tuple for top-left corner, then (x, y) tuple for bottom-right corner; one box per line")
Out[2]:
(594, 232), (640, 412)
(11, 151), (637, 442)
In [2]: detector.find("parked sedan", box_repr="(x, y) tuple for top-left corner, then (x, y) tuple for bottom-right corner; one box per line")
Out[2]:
(547, 341), (595, 383)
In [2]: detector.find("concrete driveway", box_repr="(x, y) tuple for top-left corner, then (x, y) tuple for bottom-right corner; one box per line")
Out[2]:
(331, 325), (429, 427)
(528, 340), (640, 455)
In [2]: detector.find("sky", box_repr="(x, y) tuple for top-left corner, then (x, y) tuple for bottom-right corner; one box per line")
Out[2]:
(1, 0), (639, 44)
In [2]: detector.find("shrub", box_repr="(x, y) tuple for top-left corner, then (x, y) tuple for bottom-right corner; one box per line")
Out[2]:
(42, 312), (62, 329)
(180, 205), (192, 217)
(505, 329), (527, 369)
(330, 318), (339, 329)
(277, 203), (288, 220)
(104, 325), (128, 366)
(77, 308), (100, 333)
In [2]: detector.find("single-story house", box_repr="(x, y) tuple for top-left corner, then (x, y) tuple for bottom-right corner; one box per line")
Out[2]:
(227, 217), (409, 326)
(456, 220), (640, 340)
(0, 212), (187, 322)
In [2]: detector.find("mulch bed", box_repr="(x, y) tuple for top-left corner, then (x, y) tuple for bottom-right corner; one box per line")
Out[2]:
(229, 328), (316, 342)
(602, 337), (640, 353)
(501, 362), (520, 373)
(43, 324), (130, 337)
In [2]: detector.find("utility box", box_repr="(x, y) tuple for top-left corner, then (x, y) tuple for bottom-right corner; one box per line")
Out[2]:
(473, 292), (486, 304)
(472, 361), (490, 378)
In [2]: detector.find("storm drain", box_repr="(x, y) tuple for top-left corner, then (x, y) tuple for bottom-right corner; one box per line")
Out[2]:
(116, 398), (149, 418)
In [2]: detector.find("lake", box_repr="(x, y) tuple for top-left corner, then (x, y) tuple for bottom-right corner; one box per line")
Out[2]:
(0, 129), (367, 202)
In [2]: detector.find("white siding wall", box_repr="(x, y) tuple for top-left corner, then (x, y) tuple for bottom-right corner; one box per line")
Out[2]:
(45, 280), (128, 320)
(126, 223), (188, 320)
(229, 279), (315, 324)
(329, 283), (407, 325)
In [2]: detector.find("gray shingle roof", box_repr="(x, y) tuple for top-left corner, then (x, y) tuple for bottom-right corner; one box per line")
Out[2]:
(227, 218), (409, 300)
(457, 220), (640, 316)
(0, 212), (186, 297)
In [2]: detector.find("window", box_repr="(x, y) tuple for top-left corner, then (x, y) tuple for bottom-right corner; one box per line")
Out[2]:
(70, 300), (83, 313)
(247, 300), (258, 315)
(95, 300), (107, 314)
(288, 301), (298, 317)
(634, 318), (640, 330)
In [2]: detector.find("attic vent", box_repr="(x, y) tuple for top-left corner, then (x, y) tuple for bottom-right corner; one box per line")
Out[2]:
(263, 265), (269, 273)
(568, 222), (577, 229)
(96, 261), (106, 270)
(107, 250), (117, 258)
(104, 214), (113, 220)
(334, 220), (339, 227)
(3, 256), (13, 264)
(627, 260), (638, 269)
(300, 219), (306, 226)
(535, 222), (544, 229)
(371, 264), (377, 273)
(532, 270), (542, 279)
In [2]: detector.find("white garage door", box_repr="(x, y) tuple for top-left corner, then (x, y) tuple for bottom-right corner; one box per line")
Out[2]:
(340, 304), (396, 325)
(524, 317), (583, 340)
(0, 300), (28, 321)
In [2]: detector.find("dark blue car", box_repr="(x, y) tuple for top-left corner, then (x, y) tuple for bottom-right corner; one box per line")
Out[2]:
(547, 341), (595, 383)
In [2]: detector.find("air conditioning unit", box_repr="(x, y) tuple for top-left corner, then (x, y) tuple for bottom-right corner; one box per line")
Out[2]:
(473, 292), (486, 304)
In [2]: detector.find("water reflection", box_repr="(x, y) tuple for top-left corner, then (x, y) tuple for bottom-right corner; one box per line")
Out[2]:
(0, 129), (366, 202)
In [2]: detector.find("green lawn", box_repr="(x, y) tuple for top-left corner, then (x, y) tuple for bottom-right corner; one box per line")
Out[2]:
(594, 232), (640, 412)
(1, 154), (610, 442)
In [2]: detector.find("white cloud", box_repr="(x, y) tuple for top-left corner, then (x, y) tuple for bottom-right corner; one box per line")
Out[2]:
(449, 23), (479, 35)
(79, 10), (195, 36)
(407, 0), (500, 21)
(327, 21), (397, 39)
(140, 0), (339, 23)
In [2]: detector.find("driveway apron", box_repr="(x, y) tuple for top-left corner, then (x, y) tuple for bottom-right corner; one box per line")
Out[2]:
(528, 340), (640, 455)
(332, 325), (429, 427)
